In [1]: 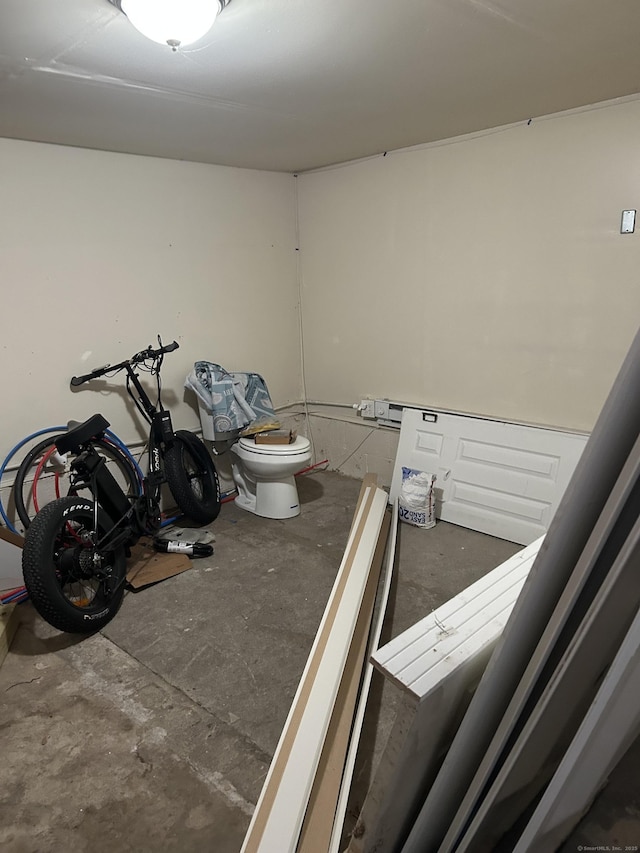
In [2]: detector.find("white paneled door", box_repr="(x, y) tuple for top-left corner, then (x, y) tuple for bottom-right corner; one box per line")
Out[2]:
(390, 410), (588, 544)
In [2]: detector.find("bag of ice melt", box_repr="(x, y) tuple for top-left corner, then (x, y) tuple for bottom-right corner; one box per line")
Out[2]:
(398, 467), (437, 529)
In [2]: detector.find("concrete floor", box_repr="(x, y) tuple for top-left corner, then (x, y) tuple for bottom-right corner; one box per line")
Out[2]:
(1, 469), (638, 852)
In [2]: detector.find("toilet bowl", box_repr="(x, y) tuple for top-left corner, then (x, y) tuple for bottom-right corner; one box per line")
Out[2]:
(230, 436), (312, 519)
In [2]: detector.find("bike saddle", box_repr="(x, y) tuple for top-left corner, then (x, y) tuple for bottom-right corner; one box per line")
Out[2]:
(56, 413), (111, 455)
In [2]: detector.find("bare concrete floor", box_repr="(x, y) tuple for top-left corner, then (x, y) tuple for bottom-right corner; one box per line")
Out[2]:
(1, 470), (639, 852)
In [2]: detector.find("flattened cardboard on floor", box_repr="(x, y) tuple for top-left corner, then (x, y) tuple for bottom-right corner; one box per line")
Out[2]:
(126, 538), (192, 589)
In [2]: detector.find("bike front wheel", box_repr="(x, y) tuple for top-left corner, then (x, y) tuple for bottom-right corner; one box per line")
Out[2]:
(22, 497), (128, 634)
(164, 430), (221, 525)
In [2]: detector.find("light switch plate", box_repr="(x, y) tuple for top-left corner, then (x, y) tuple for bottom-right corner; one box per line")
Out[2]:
(621, 210), (636, 233)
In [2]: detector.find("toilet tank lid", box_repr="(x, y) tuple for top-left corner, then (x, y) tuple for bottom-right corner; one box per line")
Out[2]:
(237, 435), (311, 455)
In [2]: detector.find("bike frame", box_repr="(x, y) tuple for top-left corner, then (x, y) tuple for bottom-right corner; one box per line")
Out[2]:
(63, 340), (184, 547)
(120, 358), (173, 502)
(122, 358), (175, 445)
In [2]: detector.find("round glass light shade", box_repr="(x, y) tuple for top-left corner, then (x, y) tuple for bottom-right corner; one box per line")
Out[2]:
(121, 0), (221, 48)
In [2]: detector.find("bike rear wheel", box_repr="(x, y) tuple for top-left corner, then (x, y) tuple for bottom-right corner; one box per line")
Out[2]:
(22, 497), (128, 634)
(164, 430), (221, 525)
(13, 435), (141, 532)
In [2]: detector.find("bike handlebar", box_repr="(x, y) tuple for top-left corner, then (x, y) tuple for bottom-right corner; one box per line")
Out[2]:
(70, 340), (179, 386)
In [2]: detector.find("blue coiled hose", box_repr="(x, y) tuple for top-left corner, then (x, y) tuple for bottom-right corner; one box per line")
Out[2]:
(0, 426), (144, 535)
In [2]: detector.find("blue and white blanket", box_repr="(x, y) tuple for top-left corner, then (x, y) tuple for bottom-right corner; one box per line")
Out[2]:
(185, 361), (277, 436)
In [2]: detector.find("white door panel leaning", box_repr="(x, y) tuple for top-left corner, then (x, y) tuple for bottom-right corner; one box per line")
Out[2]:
(390, 410), (588, 544)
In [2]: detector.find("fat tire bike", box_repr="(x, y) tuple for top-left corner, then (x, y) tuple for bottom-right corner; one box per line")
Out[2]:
(22, 338), (220, 634)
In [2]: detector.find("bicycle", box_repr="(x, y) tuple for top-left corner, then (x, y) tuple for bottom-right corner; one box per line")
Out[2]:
(21, 338), (221, 634)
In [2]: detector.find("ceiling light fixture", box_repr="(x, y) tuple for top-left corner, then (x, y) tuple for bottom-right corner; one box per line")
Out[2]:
(109, 0), (230, 51)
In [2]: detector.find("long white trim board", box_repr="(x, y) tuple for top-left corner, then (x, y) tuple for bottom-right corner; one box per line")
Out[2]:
(328, 498), (399, 853)
(240, 483), (388, 853)
(297, 501), (393, 853)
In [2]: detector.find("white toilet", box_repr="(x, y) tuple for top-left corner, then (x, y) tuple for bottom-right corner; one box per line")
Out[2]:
(230, 435), (312, 519)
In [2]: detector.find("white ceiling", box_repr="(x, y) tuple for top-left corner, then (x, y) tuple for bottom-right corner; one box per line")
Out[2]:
(1, 0), (639, 173)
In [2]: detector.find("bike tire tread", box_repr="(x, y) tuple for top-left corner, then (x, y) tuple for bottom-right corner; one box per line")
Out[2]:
(163, 431), (221, 525)
(22, 497), (127, 634)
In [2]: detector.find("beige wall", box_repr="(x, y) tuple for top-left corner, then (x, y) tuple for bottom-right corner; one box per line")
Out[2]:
(0, 139), (300, 466)
(297, 97), (640, 433)
(3, 97), (640, 500)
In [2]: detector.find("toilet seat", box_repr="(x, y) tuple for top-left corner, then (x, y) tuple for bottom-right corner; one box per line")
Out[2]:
(237, 436), (311, 457)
